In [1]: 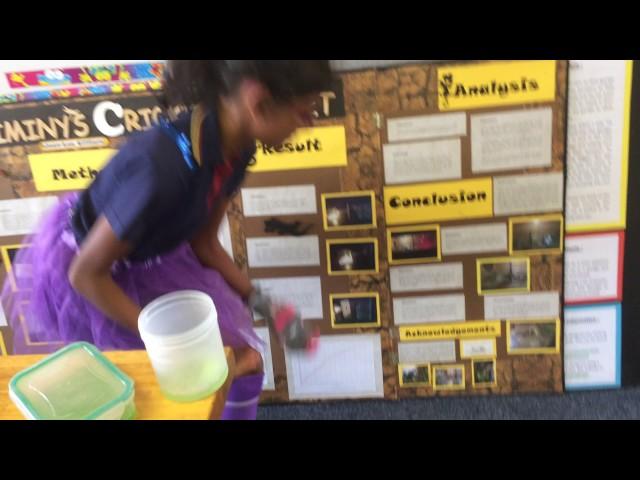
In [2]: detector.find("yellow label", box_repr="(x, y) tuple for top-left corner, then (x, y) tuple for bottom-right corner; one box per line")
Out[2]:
(0, 331), (6, 356)
(384, 177), (493, 225)
(28, 148), (115, 192)
(400, 321), (502, 342)
(438, 60), (557, 111)
(249, 125), (347, 172)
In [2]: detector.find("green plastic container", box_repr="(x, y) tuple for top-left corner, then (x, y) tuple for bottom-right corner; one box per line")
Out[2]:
(8, 342), (136, 420)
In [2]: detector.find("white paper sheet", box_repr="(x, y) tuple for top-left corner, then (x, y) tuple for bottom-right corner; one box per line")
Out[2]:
(565, 233), (621, 302)
(393, 294), (466, 325)
(460, 339), (496, 358)
(484, 292), (560, 320)
(566, 60), (629, 229)
(564, 304), (620, 389)
(285, 334), (384, 400)
(398, 340), (457, 364)
(254, 327), (275, 391)
(387, 112), (467, 143)
(441, 223), (507, 255)
(471, 108), (552, 173)
(217, 214), (234, 259)
(0, 303), (7, 327)
(383, 138), (461, 185)
(390, 263), (464, 293)
(0, 196), (58, 237)
(493, 172), (564, 216)
(252, 276), (323, 320)
(246, 236), (320, 268)
(241, 185), (317, 217)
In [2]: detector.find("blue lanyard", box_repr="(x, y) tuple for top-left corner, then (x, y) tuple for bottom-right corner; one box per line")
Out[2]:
(158, 117), (197, 171)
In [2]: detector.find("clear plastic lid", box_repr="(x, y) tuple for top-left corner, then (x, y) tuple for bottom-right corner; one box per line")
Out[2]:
(9, 342), (135, 420)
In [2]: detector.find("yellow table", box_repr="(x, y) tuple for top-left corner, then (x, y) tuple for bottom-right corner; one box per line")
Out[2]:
(0, 347), (235, 420)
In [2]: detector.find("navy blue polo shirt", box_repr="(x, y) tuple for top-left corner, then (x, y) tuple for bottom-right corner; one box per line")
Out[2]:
(70, 109), (255, 261)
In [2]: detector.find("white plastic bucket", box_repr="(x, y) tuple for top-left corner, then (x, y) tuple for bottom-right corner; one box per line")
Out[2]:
(138, 290), (228, 402)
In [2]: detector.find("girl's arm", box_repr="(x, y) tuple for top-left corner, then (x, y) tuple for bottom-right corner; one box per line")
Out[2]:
(190, 198), (254, 300)
(68, 215), (142, 332)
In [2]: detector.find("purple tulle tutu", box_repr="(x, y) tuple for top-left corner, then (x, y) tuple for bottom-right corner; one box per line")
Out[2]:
(1, 193), (262, 355)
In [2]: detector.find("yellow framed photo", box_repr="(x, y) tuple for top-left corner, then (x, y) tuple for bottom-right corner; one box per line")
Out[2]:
(329, 292), (381, 329)
(432, 364), (466, 391)
(17, 301), (63, 348)
(387, 224), (441, 265)
(1, 244), (32, 293)
(506, 318), (561, 355)
(509, 214), (564, 255)
(476, 256), (530, 295)
(471, 358), (498, 388)
(398, 363), (431, 388)
(326, 238), (379, 276)
(321, 191), (377, 231)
